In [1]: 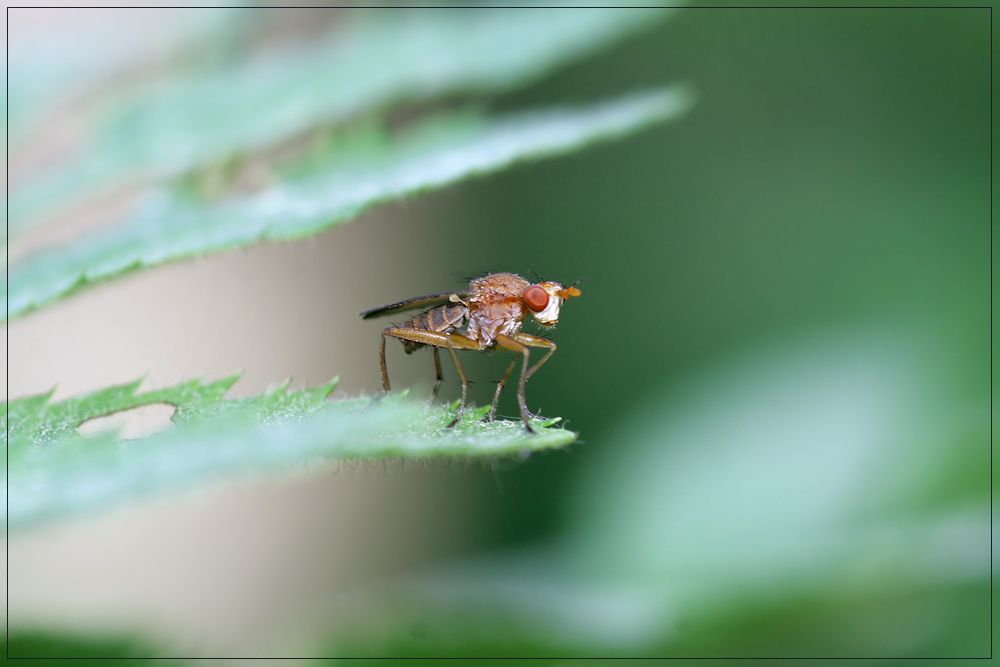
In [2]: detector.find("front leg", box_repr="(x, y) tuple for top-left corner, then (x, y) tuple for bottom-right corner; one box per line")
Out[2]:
(515, 333), (556, 380)
(492, 334), (557, 429)
(496, 334), (535, 433)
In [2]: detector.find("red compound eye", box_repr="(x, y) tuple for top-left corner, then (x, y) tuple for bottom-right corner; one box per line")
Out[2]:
(523, 285), (549, 312)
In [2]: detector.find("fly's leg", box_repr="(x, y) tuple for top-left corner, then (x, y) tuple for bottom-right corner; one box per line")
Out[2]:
(446, 346), (469, 428)
(372, 330), (391, 402)
(363, 331), (392, 412)
(514, 334), (557, 419)
(495, 334), (557, 432)
(518, 334), (556, 381)
(496, 334), (535, 433)
(489, 357), (518, 422)
(488, 335), (555, 422)
(428, 348), (443, 406)
(381, 327), (481, 427)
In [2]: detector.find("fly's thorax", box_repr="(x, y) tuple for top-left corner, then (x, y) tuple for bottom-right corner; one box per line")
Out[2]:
(469, 272), (532, 297)
(463, 272), (579, 341)
(465, 273), (531, 345)
(465, 303), (525, 346)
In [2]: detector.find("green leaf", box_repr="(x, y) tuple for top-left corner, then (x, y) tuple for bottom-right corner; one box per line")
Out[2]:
(6, 8), (247, 153)
(5, 629), (176, 661)
(5, 87), (694, 320)
(8, 5), (675, 229)
(314, 331), (991, 659)
(4, 378), (576, 532)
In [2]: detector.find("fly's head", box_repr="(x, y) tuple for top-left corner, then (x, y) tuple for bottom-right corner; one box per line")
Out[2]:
(522, 281), (581, 327)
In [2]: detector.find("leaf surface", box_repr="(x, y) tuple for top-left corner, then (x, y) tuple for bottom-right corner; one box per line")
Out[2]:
(5, 87), (694, 320)
(4, 378), (575, 531)
(8, 5), (675, 229)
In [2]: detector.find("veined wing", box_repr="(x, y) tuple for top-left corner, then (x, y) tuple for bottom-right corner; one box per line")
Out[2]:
(360, 292), (468, 319)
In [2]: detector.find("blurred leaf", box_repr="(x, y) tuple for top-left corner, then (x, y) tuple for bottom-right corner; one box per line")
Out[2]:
(6, 8), (250, 151)
(3, 629), (183, 666)
(4, 377), (575, 532)
(323, 573), (989, 659)
(653, 580), (991, 659)
(561, 327), (990, 656)
(8, 5), (675, 229)
(4, 629), (179, 662)
(5, 88), (694, 320)
(568, 328), (990, 600)
(320, 328), (990, 658)
(324, 550), (674, 659)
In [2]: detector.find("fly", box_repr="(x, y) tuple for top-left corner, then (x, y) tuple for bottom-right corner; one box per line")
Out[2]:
(360, 272), (581, 433)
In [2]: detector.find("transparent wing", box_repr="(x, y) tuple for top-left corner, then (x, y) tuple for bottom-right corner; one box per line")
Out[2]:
(360, 292), (468, 319)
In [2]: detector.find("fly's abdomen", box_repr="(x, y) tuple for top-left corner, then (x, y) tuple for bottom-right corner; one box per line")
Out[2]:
(401, 304), (467, 353)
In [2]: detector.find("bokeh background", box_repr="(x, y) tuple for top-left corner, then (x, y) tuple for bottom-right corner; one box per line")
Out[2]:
(5, 5), (990, 659)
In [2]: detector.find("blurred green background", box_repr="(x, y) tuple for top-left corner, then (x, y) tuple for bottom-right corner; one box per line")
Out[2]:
(403, 6), (991, 658)
(5, 5), (990, 660)
(469, 4), (989, 543)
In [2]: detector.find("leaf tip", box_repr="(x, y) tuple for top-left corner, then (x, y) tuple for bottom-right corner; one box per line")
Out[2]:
(322, 377), (341, 397)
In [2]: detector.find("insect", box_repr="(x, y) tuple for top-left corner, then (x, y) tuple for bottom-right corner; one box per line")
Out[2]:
(360, 272), (581, 433)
